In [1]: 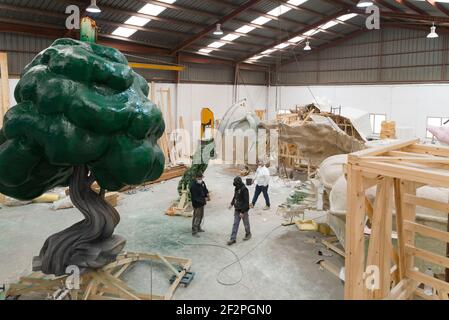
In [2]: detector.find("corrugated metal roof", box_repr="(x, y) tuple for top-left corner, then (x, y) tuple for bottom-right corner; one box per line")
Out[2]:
(0, 0), (444, 67)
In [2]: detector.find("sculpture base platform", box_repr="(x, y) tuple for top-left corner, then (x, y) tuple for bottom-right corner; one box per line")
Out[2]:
(6, 251), (192, 300)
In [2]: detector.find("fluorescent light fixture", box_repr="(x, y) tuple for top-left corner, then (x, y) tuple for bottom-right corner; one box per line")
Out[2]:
(125, 16), (151, 26)
(267, 5), (291, 17)
(275, 42), (290, 49)
(199, 48), (213, 54)
(427, 23), (439, 39)
(221, 33), (240, 41)
(304, 40), (311, 51)
(252, 16), (271, 25)
(207, 41), (226, 48)
(338, 13), (357, 21)
(86, 0), (101, 13)
(249, 55), (263, 60)
(288, 36), (304, 43)
(235, 25), (256, 33)
(287, 0), (308, 5)
(213, 23), (223, 35)
(112, 27), (137, 38)
(357, 0), (373, 7)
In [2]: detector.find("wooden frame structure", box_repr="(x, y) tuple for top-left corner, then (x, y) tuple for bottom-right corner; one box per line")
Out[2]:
(345, 139), (449, 300)
(0, 52), (9, 205)
(6, 251), (192, 300)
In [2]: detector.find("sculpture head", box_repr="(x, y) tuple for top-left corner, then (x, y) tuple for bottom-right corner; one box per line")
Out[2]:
(0, 38), (165, 200)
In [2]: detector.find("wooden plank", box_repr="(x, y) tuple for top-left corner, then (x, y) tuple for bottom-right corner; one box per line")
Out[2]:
(394, 178), (406, 280)
(348, 139), (419, 159)
(402, 181), (417, 275)
(359, 156), (449, 164)
(404, 144), (449, 158)
(404, 220), (449, 243)
(384, 278), (416, 300)
(318, 260), (342, 279)
(344, 165), (367, 299)
(366, 177), (394, 299)
(322, 239), (346, 258)
(405, 244), (449, 269)
(407, 268), (449, 293)
(353, 161), (449, 189)
(0, 52), (9, 128)
(404, 194), (449, 213)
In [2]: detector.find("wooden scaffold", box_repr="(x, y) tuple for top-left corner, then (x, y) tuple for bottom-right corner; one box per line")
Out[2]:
(345, 139), (449, 300)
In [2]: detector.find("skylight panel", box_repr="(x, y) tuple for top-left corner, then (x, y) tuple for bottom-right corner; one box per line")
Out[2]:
(208, 41), (226, 48)
(125, 16), (151, 27)
(267, 5), (291, 17)
(287, 0), (308, 5)
(252, 16), (271, 25)
(275, 42), (291, 49)
(199, 48), (213, 54)
(112, 27), (137, 38)
(235, 25), (256, 33)
(338, 13), (358, 21)
(221, 34), (241, 41)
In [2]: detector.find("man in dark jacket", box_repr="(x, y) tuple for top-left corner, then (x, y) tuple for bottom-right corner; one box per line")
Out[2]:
(189, 173), (209, 237)
(227, 176), (251, 245)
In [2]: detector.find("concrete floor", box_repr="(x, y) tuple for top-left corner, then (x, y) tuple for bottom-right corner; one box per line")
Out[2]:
(0, 165), (344, 300)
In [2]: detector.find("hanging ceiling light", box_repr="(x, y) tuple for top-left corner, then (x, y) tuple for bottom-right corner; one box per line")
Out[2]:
(86, 0), (101, 13)
(213, 24), (224, 36)
(304, 40), (311, 51)
(357, 0), (373, 7)
(427, 23), (439, 39)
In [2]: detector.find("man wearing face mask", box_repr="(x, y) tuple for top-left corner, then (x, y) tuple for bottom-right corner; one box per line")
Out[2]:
(189, 173), (209, 237)
(227, 176), (251, 245)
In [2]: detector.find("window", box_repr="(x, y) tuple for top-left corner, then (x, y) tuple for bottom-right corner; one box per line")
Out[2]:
(426, 117), (449, 139)
(370, 113), (386, 135)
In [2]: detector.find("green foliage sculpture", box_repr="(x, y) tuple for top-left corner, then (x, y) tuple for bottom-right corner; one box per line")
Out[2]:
(0, 38), (165, 275)
(177, 139), (215, 198)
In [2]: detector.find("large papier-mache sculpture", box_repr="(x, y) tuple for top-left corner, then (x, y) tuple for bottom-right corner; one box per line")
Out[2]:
(0, 38), (165, 275)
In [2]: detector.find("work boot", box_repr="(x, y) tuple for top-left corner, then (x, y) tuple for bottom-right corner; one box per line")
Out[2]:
(198, 228), (205, 232)
(243, 233), (252, 241)
(227, 239), (236, 246)
(263, 205), (270, 210)
(192, 232), (200, 238)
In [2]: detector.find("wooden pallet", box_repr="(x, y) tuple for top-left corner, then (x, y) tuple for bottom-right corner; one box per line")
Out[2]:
(6, 251), (192, 300)
(345, 139), (449, 300)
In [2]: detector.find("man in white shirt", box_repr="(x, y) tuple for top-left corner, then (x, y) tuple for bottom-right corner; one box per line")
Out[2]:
(250, 160), (271, 210)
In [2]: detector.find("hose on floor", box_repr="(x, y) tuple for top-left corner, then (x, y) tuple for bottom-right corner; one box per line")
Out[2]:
(175, 221), (284, 287)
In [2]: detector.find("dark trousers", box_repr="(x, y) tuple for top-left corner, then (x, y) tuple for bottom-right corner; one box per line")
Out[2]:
(192, 206), (204, 234)
(230, 210), (251, 240)
(252, 185), (270, 207)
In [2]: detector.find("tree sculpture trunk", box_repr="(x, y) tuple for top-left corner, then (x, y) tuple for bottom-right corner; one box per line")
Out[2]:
(33, 165), (126, 276)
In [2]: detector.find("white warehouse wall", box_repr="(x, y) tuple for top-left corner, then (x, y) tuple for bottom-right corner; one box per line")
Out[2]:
(8, 79), (449, 140)
(7, 80), (268, 136)
(269, 84), (449, 139)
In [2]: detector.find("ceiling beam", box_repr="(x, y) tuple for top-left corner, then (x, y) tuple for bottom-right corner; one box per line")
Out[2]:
(0, 18), (268, 72)
(238, 8), (350, 63)
(274, 28), (368, 67)
(425, 0), (449, 17)
(169, 0), (262, 55)
(138, 0), (292, 35)
(394, 0), (428, 15)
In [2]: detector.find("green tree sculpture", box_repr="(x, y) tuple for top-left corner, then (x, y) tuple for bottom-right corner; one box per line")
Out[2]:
(0, 38), (165, 276)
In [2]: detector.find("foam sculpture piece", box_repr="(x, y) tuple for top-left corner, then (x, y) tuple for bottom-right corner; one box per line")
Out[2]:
(427, 126), (449, 145)
(0, 38), (165, 276)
